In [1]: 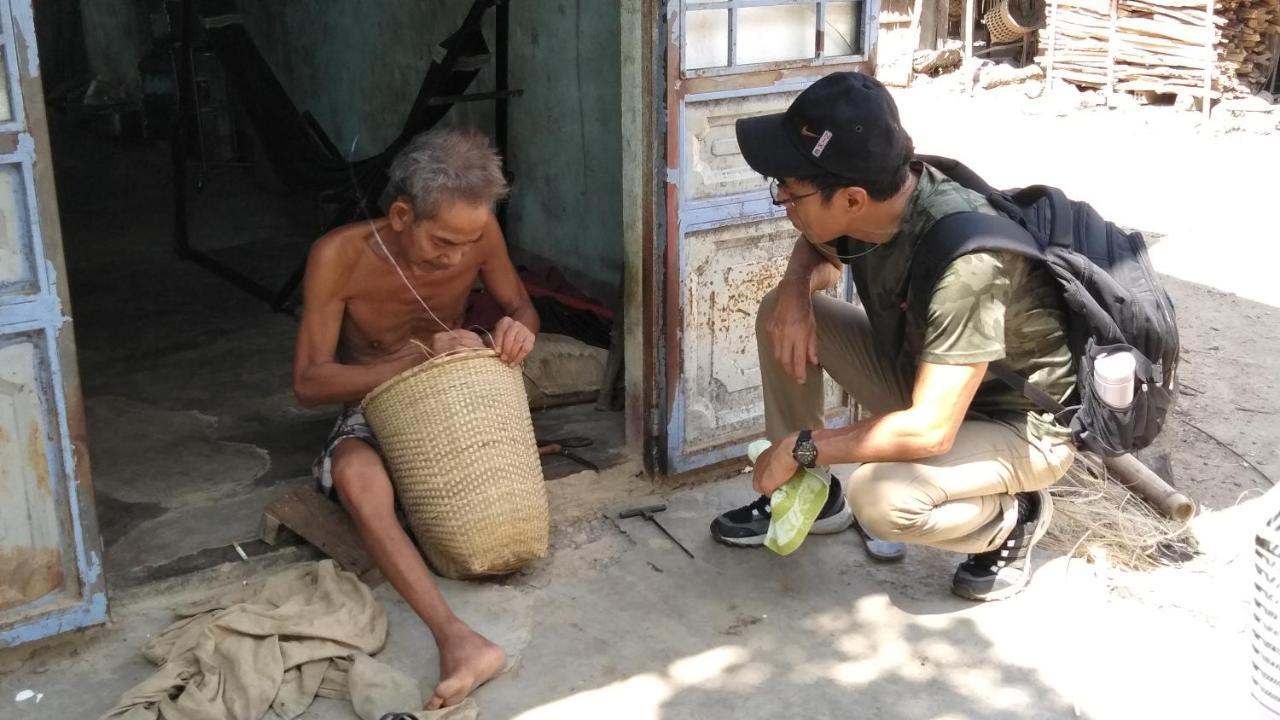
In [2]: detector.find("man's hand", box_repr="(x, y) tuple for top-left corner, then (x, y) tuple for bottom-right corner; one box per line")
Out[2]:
(752, 433), (801, 496)
(769, 282), (819, 385)
(490, 317), (536, 367)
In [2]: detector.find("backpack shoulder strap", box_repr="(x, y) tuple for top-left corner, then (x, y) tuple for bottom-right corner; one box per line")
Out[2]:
(916, 154), (1074, 252)
(986, 360), (1068, 415)
(910, 211), (1044, 311)
(912, 211), (1065, 416)
(1008, 185), (1075, 249)
(914, 155), (998, 196)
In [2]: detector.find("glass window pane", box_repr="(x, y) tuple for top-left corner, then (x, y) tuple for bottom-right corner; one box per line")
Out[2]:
(736, 4), (818, 65)
(0, 50), (11, 123)
(0, 163), (35, 293)
(824, 2), (865, 56)
(686, 9), (730, 69)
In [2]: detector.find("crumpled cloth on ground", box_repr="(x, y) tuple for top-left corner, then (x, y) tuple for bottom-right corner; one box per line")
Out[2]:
(368, 699), (479, 720)
(99, 559), (450, 720)
(748, 439), (831, 556)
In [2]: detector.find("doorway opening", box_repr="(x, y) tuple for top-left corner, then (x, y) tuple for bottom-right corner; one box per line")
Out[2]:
(35, 0), (629, 588)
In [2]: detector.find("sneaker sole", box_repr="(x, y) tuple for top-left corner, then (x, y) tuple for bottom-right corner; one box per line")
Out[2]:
(810, 502), (854, 535)
(711, 503), (853, 549)
(950, 548), (1035, 602)
(711, 533), (766, 548)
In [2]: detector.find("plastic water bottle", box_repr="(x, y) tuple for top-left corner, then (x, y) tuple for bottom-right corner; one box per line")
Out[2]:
(1093, 351), (1136, 409)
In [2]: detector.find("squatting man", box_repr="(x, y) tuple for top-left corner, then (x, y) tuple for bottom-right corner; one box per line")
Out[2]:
(709, 72), (1076, 603)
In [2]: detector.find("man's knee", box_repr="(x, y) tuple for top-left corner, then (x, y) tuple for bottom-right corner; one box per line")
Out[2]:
(756, 288), (781, 339)
(331, 444), (393, 513)
(846, 464), (936, 541)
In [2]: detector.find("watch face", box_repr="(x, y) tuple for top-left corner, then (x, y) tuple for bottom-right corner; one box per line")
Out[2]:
(795, 442), (818, 466)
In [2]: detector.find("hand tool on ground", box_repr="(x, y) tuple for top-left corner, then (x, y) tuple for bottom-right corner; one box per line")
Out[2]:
(618, 502), (695, 558)
(537, 436), (599, 472)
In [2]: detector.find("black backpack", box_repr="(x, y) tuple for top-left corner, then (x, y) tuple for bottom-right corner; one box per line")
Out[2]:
(908, 156), (1180, 457)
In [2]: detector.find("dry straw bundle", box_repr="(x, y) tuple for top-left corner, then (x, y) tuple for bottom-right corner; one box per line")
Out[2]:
(1042, 452), (1198, 570)
(363, 347), (549, 579)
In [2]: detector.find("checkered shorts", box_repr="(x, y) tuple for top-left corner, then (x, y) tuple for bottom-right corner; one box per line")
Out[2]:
(311, 408), (383, 497)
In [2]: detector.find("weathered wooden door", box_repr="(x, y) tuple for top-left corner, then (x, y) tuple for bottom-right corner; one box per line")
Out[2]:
(0, 0), (107, 646)
(661, 0), (879, 474)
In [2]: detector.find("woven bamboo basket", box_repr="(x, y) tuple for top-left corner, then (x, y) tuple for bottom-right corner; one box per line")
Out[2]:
(983, 0), (1037, 44)
(362, 347), (549, 579)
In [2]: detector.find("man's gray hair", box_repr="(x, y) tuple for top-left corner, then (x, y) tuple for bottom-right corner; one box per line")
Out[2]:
(388, 128), (509, 219)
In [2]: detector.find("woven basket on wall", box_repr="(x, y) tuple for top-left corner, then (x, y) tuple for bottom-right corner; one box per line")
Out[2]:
(363, 348), (549, 579)
(984, 0), (1036, 44)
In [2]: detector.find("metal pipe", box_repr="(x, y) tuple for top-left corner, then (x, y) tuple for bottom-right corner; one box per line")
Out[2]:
(1103, 453), (1197, 522)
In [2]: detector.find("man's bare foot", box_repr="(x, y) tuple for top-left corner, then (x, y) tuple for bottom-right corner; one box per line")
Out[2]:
(428, 624), (507, 709)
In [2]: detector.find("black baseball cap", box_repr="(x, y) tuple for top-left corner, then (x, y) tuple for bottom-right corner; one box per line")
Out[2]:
(735, 71), (911, 182)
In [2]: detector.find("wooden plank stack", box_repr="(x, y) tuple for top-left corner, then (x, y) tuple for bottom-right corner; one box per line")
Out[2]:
(1220, 0), (1280, 92)
(1039, 0), (1280, 97)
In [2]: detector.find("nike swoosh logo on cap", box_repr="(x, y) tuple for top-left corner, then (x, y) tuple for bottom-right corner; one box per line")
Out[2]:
(799, 126), (819, 138)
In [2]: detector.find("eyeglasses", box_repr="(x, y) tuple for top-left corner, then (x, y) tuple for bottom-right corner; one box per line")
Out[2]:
(769, 178), (820, 208)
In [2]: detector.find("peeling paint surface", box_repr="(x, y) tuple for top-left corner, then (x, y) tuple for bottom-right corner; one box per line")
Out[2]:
(0, 162), (34, 290)
(10, 0), (38, 77)
(667, 79), (846, 468)
(0, 0), (105, 645)
(0, 52), (10, 123)
(684, 90), (799, 200)
(0, 547), (63, 610)
(0, 340), (66, 611)
(0, 590), (104, 647)
(0, 0), (19, 128)
(679, 218), (845, 455)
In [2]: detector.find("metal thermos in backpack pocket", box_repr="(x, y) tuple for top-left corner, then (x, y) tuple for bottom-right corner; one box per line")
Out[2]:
(1093, 351), (1136, 409)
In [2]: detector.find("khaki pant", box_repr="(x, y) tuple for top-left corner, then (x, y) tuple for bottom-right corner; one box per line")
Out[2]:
(758, 289), (1076, 554)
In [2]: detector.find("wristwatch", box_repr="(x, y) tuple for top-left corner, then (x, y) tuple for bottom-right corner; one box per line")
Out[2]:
(792, 430), (819, 469)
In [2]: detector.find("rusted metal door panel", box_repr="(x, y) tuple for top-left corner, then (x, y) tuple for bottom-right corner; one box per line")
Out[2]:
(662, 1), (877, 474)
(675, 215), (847, 462)
(0, 0), (107, 646)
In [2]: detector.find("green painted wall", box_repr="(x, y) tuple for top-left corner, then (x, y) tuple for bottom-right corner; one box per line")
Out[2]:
(236, 1), (495, 153)
(236, 0), (624, 299)
(506, 0), (623, 301)
(79, 0), (149, 95)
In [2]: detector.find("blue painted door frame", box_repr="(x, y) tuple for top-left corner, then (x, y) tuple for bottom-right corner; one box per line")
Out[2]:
(659, 0), (879, 474)
(0, 0), (109, 647)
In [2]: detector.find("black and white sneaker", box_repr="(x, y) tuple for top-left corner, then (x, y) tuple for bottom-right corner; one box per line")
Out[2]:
(851, 514), (907, 562)
(951, 489), (1054, 602)
(710, 477), (853, 547)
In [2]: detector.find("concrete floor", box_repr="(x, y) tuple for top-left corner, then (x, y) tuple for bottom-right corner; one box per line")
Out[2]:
(6, 89), (1279, 719)
(0, 468), (1266, 719)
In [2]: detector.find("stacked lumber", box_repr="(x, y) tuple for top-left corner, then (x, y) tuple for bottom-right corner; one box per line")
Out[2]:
(1039, 0), (1279, 97)
(1219, 0), (1280, 92)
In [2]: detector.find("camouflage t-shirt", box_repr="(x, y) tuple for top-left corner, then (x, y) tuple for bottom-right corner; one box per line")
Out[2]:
(836, 162), (1075, 443)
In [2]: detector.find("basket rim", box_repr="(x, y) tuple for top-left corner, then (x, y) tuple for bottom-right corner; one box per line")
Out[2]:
(361, 347), (501, 410)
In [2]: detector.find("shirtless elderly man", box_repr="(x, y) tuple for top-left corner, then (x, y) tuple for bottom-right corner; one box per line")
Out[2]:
(293, 128), (538, 709)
